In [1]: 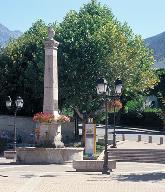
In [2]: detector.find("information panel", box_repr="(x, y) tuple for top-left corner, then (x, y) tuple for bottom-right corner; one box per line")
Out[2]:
(85, 124), (96, 155)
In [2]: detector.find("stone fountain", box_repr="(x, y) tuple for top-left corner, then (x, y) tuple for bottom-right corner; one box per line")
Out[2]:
(16, 27), (83, 164)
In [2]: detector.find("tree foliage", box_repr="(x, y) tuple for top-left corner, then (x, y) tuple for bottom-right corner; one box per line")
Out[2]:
(0, 0), (158, 116)
(150, 69), (165, 110)
(57, 0), (158, 113)
(0, 20), (47, 114)
(57, 0), (116, 113)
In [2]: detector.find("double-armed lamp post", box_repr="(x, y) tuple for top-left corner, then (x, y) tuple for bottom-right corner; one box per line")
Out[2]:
(6, 96), (24, 151)
(96, 77), (122, 174)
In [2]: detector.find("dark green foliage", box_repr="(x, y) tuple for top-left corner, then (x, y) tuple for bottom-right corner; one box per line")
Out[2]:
(0, 20), (48, 115)
(125, 95), (144, 113)
(83, 154), (99, 160)
(121, 111), (163, 130)
(150, 69), (165, 110)
(0, 138), (7, 153)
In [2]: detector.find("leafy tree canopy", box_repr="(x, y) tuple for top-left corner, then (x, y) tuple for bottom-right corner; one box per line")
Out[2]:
(57, 0), (158, 113)
(150, 69), (165, 110)
(0, 20), (48, 114)
(0, 0), (158, 116)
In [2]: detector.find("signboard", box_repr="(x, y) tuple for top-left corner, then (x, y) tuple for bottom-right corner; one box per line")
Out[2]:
(85, 123), (96, 155)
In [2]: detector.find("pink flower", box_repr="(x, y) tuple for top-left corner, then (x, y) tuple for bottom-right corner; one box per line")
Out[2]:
(33, 112), (70, 123)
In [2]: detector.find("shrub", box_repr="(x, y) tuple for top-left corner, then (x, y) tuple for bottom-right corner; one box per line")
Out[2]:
(121, 110), (163, 130)
(0, 138), (7, 153)
(125, 96), (144, 113)
(83, 154), (99, 160)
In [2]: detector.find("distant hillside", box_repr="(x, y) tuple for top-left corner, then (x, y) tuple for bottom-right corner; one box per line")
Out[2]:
(0, 23), (22, 47)
(145, 32), (165, 68)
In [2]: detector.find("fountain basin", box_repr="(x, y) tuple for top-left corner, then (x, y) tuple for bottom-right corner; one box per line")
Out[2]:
(16, 147), (84, 164)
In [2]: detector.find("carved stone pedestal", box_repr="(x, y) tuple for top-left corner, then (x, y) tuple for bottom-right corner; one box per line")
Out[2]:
(36, 122), (64, 147)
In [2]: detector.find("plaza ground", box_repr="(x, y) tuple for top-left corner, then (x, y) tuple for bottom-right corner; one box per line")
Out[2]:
(0, 158), (165, 192)
(1, 139), (165, 192)
(1, 127), (165, 192)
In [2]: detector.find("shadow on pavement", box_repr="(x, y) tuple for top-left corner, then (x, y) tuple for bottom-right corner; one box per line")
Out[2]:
(116, 172), (165, 182)
(0, 162), (16, 165)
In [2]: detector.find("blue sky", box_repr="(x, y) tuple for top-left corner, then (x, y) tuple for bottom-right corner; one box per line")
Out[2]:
(0, 0), (165, 38)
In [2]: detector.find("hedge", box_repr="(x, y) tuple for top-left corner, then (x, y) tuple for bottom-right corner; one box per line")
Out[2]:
(120, 112), (163, 130)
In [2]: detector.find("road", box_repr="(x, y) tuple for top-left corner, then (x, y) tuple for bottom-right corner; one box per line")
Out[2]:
(79, 124), (165, 144)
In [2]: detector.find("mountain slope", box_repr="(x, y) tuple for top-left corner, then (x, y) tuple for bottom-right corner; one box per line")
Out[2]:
(145, 32), (165, 68)
(0, 23), (22, 46)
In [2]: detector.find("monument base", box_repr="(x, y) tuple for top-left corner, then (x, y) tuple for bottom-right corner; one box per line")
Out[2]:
(36, 122), (64, 147)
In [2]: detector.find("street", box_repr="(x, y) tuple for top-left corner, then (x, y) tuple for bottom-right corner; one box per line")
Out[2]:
(79, 125), (165, 144)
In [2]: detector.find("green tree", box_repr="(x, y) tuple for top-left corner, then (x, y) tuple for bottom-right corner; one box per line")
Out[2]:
(57, 0), (158, 115)
(0, 20), (48, 114)
(150, 69), (165, 110)
(0, 0), (158, 117)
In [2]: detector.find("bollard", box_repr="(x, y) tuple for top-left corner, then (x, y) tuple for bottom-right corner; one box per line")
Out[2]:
(160, 137), (163, 145)
(137, 135), (141, 142)
(149, 136), (152, 143)
(122, 134), (125, 141)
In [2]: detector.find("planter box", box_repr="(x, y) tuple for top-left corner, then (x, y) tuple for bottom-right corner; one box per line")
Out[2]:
(16, 147), (84, 164)
(73, 160), (116, 172)
(4, 151), (16, 159)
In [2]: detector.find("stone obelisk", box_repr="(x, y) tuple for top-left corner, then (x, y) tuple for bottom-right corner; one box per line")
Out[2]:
(40, 27), (63, 147)
(43, 27), (59, 115)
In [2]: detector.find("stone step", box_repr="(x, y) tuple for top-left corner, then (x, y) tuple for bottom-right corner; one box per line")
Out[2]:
(108, 149), (165, 152)
(111, 159), (165, 164)
(108, 152), (165, 156)
(109, 156), (165, 160)
(107, 149), (165, 163)
(109, 157), (165, 161)
(109, 157), (165, 160)
(108, 150), (165, 154)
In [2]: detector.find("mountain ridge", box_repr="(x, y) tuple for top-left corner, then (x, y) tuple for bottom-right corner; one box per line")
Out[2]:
(0, 23), (22, 46)
(145, 31), (165, 68)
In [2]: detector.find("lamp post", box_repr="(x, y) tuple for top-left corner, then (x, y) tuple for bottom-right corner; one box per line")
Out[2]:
(96, 77), (110, 175)
(111, 79), (123, 148)
(96, 78), (123, 173)
(6, 96), (24, 151)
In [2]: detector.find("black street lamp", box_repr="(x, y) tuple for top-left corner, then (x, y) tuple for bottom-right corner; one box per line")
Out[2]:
(111, 79), (123, 148)
(6, 96), (24, 151)
(96, 77), (110, 175)
(96, 78), (123, 174)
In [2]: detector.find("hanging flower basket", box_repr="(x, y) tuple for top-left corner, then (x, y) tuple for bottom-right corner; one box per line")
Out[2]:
(108, 99), (123, 111)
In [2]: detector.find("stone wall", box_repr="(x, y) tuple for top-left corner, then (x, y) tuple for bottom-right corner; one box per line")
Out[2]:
(0, 115), (75, 144)
(0, 115), (34, 144)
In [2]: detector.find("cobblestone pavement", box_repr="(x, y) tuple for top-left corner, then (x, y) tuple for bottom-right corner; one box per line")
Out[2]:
(1, 158), (165, 192)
